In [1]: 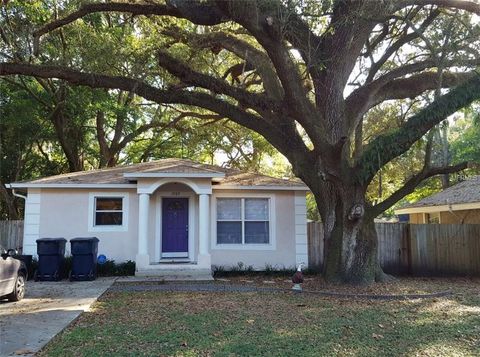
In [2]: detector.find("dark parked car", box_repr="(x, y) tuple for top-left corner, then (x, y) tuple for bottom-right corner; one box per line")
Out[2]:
(0, 248), (27, 301)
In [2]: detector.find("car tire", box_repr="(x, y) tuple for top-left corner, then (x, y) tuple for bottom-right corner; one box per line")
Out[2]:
(7, 273), (26, 302)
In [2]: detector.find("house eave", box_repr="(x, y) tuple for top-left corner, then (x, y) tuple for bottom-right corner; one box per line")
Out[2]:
(213, 185), (309, 191)
(395, 201), (480, 214)
(7, 182), (309, 191)
(8, 183), (138, 189)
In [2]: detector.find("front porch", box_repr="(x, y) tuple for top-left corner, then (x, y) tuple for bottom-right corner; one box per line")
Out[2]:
(129, 173), (222, 280)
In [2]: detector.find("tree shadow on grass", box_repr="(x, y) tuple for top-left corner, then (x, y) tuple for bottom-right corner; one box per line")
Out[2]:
(34, 289), (480, 357)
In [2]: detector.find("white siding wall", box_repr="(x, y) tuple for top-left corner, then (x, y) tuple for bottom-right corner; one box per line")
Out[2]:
(294, 191), (308, 267)
(22, 189), (42, 255)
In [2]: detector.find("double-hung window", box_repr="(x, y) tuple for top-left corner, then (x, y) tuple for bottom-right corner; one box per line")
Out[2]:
(95, 197), (123, 226)
(216, 198), (270, 245)
(88, 193), (128, 232)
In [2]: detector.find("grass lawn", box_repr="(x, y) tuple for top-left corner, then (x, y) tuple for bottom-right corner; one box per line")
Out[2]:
(39, 277), (480, 357)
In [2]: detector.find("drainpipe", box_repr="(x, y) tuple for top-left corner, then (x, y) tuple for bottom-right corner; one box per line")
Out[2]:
(9, 187), (27, 253)
(12, 188), (27, 201)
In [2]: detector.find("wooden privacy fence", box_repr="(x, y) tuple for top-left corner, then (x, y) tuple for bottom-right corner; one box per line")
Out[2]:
(410, 224), (480, 276)
(0, 220), (24, 252)
(308, 222), (480, 276)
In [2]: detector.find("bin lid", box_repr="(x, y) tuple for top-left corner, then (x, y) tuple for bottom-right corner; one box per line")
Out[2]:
(70, 237), (99, 242)
(36, 238), (67, 242)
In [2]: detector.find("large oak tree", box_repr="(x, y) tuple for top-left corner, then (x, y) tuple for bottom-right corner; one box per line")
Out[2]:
(1, 0), (480, 284)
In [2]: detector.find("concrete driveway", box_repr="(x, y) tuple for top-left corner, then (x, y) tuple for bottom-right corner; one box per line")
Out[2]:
(0, 278), (115, 356)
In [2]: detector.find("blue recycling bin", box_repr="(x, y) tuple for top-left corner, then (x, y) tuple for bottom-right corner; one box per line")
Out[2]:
(69, 237), (99, 281)
(35, 238), (67, 281)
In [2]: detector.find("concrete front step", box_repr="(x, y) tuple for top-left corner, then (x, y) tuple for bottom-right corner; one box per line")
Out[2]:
(133, 268), (213, 281)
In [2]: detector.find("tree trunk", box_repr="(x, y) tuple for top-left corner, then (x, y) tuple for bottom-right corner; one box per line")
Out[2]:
(313, 181), (384, 285)
(0, 182), (19, 220)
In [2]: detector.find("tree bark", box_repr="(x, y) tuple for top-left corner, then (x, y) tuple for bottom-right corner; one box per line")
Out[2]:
(320, 198), (382, 284)
(0, 182), (19, 220)
(305, 165), (385, 285)
(50, 105), (83, 172)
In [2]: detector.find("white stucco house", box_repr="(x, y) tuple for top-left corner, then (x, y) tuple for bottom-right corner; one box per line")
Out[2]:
(8, 159), (309, 278)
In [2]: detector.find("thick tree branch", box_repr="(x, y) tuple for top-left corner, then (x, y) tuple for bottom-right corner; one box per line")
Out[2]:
(0, 62), (308, 163)
(312, 0), (379, 141)
(34, 0), (320, 149)
(398, 0), (480, 14)
(117, 111), (222, 153)
(95, 111), (110, 167)
(346, 59), (480, 130)
(33, 3), (175, 54)
(357, 73), (480, 184)
(157, 49), (280, 113)
(372, 71), (476, 104)
(33, 1), (228, 55)
(161, 26), (284, 100)
(214, 0), (326, 146)
(366, 9), (440, 83)
(371, 161), (469, 216)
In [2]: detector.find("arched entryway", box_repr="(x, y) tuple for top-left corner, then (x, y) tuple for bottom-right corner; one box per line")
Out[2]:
(152, 182), (196, 262)
(135, 177), (212, 272)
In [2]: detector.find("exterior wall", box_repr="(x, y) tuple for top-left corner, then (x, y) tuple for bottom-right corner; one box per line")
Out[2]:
(409, 209), (480, 224)
(409, 213), (424, 224)
(23, 189), (42, 255)
(34, 188), (138, 261)
(440, 209), (480, 224)
(26, 183), (308, 269)
(209, 190), (300, 269)
(294, 191), (308, 266)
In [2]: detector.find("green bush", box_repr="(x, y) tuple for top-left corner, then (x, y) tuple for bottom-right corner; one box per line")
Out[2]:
(97, 259), (135, 276)
(31, 256), (135, 279)
(28, 258), (37, 280)
(212, 262), (312, 278)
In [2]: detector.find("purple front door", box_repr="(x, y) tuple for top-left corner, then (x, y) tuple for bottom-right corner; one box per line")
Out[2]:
(162, 198), (189, 256)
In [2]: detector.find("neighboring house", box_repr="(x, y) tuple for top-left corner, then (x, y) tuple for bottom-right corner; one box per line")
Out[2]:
(8, 159), (308, 278)
(395, 176), (480, 224)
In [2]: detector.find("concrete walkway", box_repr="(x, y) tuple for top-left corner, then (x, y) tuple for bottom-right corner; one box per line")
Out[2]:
(0, 278), (115, 356)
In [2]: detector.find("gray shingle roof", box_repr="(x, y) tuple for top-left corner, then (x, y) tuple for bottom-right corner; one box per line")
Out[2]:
(402, 175), (480, 209)
(14, 158), (307, 189)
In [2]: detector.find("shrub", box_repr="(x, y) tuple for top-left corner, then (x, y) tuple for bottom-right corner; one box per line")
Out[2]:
(31, 256), (135, 279)
(212, 262), (309, 278)
(97, 259), (135, 276)
(28, 258), (38, 280)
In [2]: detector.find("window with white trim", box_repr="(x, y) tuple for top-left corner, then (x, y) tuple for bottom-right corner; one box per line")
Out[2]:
(94, 197), (124, 226)
(426, 212), (440, 224)
(216, 198), (270, 244)
(88, 193), (129, 232)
